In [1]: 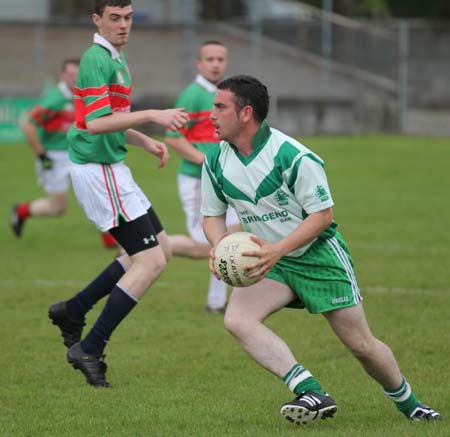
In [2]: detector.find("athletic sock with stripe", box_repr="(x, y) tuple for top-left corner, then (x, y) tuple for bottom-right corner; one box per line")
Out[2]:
(383, 376), (419, 417)
(283, 363), (325, 395)
(81, 284), (137, 357)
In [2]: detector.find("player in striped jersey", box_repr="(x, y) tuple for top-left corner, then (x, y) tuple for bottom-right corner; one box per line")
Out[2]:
(165, 41), (240, 314)
(201, 75), (442, 425)
(11, 59), (79, 237)
(10, 58), (118, 250)
(48, 0), (188, 388)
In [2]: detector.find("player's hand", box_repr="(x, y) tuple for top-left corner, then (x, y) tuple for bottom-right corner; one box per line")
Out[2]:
(242, 235), (283, 280)
(208, 246), (220, 279)
(208, 233), (230, 279)
(144, 138), (169, 169)
(155, 108), (189, 131)
(38, 153), (53, 170)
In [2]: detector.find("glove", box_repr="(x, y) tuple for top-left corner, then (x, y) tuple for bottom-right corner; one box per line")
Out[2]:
(38, 153), (53, 170)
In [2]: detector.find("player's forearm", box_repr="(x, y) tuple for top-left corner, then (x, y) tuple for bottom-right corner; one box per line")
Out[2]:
(87, 108), (187, 135)
(126, 128), (150, 148)
(22, 121), (45, 155)
(86, 111), (157, 135)
(203, 215), (227, 247)
(165, 137), (205, 165)
(277, 208), (333, 256)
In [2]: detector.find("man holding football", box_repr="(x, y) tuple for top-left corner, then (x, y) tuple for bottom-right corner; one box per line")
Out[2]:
(201, 74), (442, 425)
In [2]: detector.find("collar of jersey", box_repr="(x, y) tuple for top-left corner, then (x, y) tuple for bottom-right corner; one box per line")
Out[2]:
(58, 81), (73, 99)
(195, 74), (217, 93)
(93, 33), (122, 62)
(230, 120), (271, 165)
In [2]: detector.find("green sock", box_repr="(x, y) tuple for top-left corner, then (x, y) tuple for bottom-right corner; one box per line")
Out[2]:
(283, 364), (324, 395)
(383, 376), (419, 417)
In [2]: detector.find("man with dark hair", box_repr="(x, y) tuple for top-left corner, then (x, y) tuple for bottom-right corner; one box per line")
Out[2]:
(201, 75), (442, 425)
(48, 0), (188, 388)
(165, 40), (240, 313)
(11, 59), (79, 237)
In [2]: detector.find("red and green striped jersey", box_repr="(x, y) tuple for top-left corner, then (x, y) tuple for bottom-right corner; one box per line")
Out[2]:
(165, 75), (219, 178)
(68, 33), (132, 164)
(29, 82), (74, 151)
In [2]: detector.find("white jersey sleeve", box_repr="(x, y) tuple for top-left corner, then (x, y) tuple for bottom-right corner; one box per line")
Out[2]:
(201, 161), (228, 217)
(293, 155), (334, 214)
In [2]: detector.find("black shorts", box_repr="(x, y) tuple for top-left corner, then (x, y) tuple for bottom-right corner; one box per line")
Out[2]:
(109, 207), (164, 256)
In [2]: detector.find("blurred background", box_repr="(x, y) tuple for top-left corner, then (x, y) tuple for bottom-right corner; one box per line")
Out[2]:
(1, 0), (450, 139)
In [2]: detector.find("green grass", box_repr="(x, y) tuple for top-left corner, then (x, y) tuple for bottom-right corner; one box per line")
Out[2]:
(1, 136), (449, 436)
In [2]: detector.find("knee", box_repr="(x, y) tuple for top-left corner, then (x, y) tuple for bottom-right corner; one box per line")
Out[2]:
(161, 241), (172, 263)
(48, 197), (67, 215)
(135, 251), (167, 280)
(150, 254), (167, 278)
(54, 205), (67, 216)
(345, 337), (375, 360)
(224, 309), (247, 337)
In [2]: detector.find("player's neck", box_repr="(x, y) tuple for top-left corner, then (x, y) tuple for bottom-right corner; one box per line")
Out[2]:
(231, 126), (259, 157)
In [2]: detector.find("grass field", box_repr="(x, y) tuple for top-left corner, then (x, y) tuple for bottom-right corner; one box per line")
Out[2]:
(1, 136), (449, 436)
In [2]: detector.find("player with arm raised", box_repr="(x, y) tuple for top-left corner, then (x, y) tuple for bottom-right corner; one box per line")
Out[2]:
(48, 0), (188, 388)
(165, 41), (240, 313)
(201, 75), (442, 424)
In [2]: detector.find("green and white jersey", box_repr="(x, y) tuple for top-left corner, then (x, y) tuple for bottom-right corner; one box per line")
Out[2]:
(68, 33), (132, 164)
(201, 121), (337, 257)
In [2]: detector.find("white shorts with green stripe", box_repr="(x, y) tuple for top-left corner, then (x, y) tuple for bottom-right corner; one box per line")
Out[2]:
(36, 150), (71, 194)
(70, 161), (150, 232)
(266, 233), (362, 313)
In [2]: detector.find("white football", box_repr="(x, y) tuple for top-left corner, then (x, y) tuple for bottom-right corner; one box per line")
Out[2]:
(213, 232), (260, 287)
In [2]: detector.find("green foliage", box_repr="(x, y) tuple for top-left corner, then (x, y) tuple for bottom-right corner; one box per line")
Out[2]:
(355, 0), (390, 17)
(1, 136), (449, 436)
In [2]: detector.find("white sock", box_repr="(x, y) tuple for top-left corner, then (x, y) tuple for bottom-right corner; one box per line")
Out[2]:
(207, 273), (227, 308)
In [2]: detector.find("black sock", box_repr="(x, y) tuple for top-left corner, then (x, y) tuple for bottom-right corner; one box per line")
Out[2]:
(66, 260), (125, 321)
(80, 284), (137, 357)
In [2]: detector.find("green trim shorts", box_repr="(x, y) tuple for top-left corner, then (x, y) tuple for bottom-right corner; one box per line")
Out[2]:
(266, 233), (362, 314)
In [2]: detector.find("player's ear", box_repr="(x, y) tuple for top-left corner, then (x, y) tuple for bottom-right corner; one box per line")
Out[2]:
(240, 105), (253, 123)
(92, 13), (101, 27)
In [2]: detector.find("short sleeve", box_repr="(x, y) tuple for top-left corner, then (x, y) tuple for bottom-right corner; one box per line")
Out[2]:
(165, 87), (199, 139)
(76, 53), (113, 122)
(293, 155), (334, 214)
(201, 159), (228, 216)
(29, 90), (61, 126)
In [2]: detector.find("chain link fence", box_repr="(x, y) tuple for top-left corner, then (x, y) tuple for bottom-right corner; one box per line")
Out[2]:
(1, 0), (450, 136)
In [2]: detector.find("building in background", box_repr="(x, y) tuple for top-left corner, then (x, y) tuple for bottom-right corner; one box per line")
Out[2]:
(1, 0), (450, 138)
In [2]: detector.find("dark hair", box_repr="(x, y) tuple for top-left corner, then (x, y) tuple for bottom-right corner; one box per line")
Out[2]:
(217, 75), (269, 123)
(61, 58), (80, 71)
(94, 0), (132, 16)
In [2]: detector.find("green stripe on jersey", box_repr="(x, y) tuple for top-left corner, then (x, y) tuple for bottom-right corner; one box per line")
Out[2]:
(202, 122), (335, 257)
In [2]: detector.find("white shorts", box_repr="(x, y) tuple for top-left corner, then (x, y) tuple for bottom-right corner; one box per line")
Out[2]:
(178, 173), (240, 244)
(36, 150), (71, 194)
(70, 161), (151, 232)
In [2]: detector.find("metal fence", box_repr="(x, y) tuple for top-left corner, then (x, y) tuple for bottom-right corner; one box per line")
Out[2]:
(1, 2), (450, 136)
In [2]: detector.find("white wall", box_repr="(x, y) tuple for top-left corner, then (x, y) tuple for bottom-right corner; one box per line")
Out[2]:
(0, 0), (49, 21)
(132, 0), (198, 23)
